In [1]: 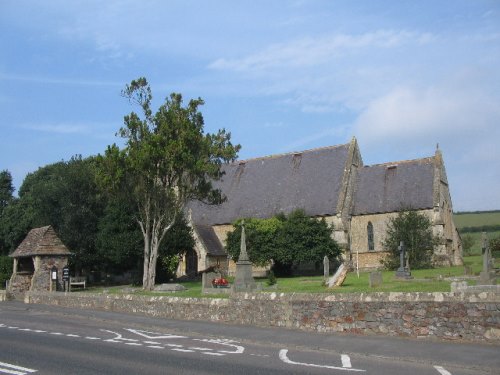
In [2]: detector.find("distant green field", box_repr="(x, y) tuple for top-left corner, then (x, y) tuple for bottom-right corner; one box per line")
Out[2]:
(454, 211), (500, 228)
(453, 211), (500, 255)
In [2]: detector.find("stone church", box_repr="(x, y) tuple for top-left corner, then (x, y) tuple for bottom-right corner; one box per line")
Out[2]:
(180, 137), (462, 276)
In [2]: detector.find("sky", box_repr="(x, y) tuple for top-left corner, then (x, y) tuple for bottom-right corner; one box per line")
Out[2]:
(0, 0), (499, 212)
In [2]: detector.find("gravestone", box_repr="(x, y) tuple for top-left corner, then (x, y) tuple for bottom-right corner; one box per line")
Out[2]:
(233, 222), (257, 292)
(327, 262), (349, 288)
(395, 241), (412, 279)
(369, 271), (383, 288)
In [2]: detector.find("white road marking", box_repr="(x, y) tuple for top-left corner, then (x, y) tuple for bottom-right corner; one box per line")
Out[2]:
(171, 349), (195, 353)
(147, 346), (164, 349)
(85, 337), (101, 340)
(0, 361), (37, 374)
(143, 341), (162, 345)
(125, 343), (143, 346)
(165, 344), (183, 348)
(50, 332), (63, 335)
(7, 327), (19, 329)
(65, 334), (80, 338)
(434, 366), (453, 375)
(125, 329), (186, 340)
(18, 329), (32, 332)
(188, 347), (213, 351)
(203, 352), (225, 356)
(194, 339), (245, 354)
(101, 329), (139, 342)
(32, 330), (46, 333)
(279, 349), (365, 372)
(341, 354), (352, 368)
(104, 339), (122, 343)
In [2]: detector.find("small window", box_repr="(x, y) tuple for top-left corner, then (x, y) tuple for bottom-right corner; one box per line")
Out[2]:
(367, 222), (374, 251)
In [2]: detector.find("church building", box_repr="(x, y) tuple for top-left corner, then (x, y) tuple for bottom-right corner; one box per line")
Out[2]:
(180, 137), (462, 276)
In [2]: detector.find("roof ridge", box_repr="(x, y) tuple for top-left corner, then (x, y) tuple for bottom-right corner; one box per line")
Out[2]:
(233, 142), (350, 165)
(363, 156), (434, 168)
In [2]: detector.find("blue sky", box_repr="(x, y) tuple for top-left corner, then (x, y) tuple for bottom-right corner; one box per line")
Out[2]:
(1, 1), (499, 211)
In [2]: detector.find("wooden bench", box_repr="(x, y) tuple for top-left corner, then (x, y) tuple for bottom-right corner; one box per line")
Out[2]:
(69, 276), (86, 291)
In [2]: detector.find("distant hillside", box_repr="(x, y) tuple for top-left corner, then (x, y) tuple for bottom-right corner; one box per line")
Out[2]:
(454, 210), (500, 232)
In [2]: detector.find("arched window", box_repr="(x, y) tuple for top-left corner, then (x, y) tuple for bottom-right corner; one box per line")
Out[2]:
(367, 222), (374, 251)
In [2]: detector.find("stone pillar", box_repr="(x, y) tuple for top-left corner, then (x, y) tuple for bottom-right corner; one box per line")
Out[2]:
(233, 222), (257, 292)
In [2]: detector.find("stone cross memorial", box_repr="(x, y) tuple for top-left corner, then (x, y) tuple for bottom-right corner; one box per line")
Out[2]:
(395, 241), (412, 279)
(233, 221), (257, 292)
(478, 232), (496, 285)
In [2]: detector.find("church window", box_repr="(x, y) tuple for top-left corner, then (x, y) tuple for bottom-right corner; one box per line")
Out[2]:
(367, 222), (374, 251)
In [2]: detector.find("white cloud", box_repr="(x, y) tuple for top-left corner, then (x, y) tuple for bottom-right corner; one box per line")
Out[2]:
(209, 30), (434, 73)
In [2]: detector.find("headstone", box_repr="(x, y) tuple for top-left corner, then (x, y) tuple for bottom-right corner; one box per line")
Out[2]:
(369, 271), (383, 288)
(327, 263), (349, 288)
(202, 272), (218, 289)
(233, 222), (257, 292)
(153, 283), (187, 292)
(395, 241), (412, 279)
(323, 255), (330, 280)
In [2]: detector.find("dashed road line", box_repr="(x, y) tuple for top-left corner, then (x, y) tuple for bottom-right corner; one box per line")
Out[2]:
(147, 346), (164, 349)
(85, 337), (101, 340)
(0, 361), (37, 375)
(171, 349), (195, 353)
(341, 354), (352, 368)
(434, 365), (452, 375)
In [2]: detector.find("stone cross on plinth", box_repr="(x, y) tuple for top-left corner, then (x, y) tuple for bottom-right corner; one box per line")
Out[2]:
(233, 221), (257, 292)
(395, 241), (412, 279)
(478, 232), (496, 285)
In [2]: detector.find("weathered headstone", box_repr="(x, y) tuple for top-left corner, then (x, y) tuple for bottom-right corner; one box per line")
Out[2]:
(369, 271), (383, 288)
(233, 222), (257, 292)
(327, 263), (349, 288)
(395, 241), (412, 279)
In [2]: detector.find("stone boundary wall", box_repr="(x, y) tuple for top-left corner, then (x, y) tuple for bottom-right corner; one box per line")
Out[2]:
(20, 291), (500, 343)
(0, 290), (6, 302)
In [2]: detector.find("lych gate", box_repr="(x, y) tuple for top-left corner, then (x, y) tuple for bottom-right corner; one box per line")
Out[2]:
(8, 226), (72, 297)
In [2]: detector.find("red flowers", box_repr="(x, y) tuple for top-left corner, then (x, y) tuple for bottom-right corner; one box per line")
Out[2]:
(212, 277), (229, 287)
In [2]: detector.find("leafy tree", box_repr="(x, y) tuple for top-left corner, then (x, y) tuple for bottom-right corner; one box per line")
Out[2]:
(226, 217), (283, 266)
(382, 210), (439, 270)
(0, 256), (13, 289)
(226, 210), (341, 276)
(96, 196), (143, 273)
(5, 157), (104, 272)
(0, 170), (16, 254)
(99, 77), (240, 290)
(275, 210), (340, 275)
(0, 170), (14, 212)
(490, 237), (500, 258)
(461, 234), (475, 256)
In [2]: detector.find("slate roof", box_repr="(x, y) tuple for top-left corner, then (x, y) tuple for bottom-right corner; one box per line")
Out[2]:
(189, 143), (351, 226)
(352, 157), (435, 215)
(10, 226), (72, 258)
(194, 224), (226, 256)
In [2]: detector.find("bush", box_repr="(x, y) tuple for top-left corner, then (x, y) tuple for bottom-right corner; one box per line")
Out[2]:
(0, 256), (12, 289)
(382, 210), (438, 270)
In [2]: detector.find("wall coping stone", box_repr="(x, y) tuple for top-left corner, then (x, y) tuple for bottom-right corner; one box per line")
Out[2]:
(22, 289), (500, 304)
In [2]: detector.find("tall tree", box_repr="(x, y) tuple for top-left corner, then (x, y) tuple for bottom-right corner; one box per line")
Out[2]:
(0, 170), (14, 212)
(99, 78), (240, 290)
(382, 210), (439, 270)
(0, 170), (15, 254)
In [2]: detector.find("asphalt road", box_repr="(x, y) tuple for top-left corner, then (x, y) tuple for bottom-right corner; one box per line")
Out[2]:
(0, 301), (498, 374)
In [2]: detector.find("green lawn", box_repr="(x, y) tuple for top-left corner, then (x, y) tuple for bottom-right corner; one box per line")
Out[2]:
(82, 255), (484, 297)
(454, 211), (500, 228)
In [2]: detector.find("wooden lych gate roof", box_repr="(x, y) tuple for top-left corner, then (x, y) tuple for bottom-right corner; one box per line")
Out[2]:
(9, 226), (72, 258)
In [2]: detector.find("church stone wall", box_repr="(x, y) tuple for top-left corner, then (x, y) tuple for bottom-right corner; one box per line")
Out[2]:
(350, 210), (434, 269)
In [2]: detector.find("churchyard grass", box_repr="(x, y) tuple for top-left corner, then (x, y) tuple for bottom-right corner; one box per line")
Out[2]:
(81, 255), (483, 296)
